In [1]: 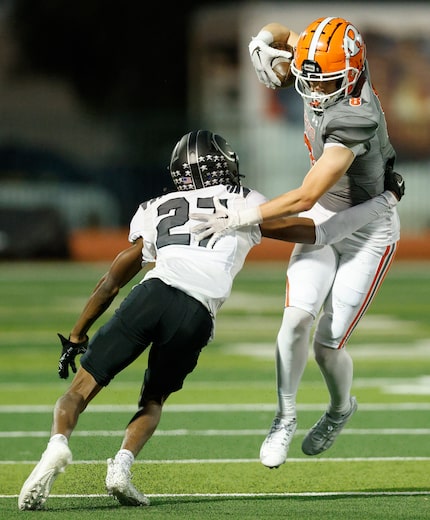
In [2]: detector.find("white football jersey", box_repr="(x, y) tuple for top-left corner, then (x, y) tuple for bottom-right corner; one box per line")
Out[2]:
(129, 184), (267, 317)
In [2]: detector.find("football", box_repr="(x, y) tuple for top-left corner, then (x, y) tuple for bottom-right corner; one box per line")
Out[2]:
(270, 42), (294, 88)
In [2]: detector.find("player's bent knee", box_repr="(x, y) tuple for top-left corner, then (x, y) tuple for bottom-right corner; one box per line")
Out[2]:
(66, 367), (102, 403)
(278, 306), (314, 342)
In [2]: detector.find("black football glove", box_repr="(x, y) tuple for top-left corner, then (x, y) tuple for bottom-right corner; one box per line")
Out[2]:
(57, 333), (88, 379)
(384, 165), (405, 201)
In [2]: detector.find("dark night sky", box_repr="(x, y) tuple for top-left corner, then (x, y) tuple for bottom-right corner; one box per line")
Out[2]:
(8, 0), (429, 116)
(3, 1), (212, 221)
(8, 0), (203, 116)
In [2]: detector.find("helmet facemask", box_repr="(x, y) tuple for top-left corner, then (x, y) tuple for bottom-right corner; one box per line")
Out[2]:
(292, 59), (362, 112)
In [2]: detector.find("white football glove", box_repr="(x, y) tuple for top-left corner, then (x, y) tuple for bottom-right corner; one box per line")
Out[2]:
(191, 197), (262, 242)
(249, 31), (293, 89)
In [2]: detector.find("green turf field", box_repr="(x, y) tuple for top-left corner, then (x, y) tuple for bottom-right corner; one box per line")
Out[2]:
(1, 260), (429, 519)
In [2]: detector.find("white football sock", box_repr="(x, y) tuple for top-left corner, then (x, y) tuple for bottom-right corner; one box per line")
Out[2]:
(275, 307), (313, 420)
(49, 433), (68, 445)
(313, 341), (353, 417)
(115, 449), (134, 469)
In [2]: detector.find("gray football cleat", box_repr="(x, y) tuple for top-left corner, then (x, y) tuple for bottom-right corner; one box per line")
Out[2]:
(302, 397), (358, 456)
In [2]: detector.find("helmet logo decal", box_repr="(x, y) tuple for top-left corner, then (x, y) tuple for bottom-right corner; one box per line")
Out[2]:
(344, 25), (363, 58)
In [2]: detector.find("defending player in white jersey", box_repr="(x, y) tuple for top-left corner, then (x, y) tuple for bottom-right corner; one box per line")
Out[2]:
(192, 18), (405, 469)
(18, 129), (402, 510)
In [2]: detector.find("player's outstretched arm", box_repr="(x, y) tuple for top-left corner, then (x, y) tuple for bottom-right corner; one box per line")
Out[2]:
(191, 162), (403, 245)
(261, 216), (316, 244)
(314, 191), (398, 244)
(68, 238), (144, 343)
(261, 191), (399, 245)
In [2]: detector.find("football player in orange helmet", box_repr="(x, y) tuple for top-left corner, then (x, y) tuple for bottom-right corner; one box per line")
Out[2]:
(193, 17), (404, 469)
(291, 17), (366, 112)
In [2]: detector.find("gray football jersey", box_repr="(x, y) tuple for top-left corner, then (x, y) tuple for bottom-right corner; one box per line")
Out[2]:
(303, 63), (396, 211)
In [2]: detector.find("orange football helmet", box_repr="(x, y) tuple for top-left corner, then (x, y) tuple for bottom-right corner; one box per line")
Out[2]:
(291, 17), (366, 111)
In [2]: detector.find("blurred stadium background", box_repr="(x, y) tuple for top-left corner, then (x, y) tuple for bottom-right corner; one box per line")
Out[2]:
(0, 0), (429, 261)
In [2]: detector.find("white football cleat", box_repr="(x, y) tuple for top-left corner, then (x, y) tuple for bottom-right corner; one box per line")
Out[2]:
(260, 417), (297, 468)
(106, 458), (150, 506)
(18, 440), (72, 510)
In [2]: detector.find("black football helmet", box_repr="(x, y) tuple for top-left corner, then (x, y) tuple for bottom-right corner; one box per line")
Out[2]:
(169, 130), (241, 191)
